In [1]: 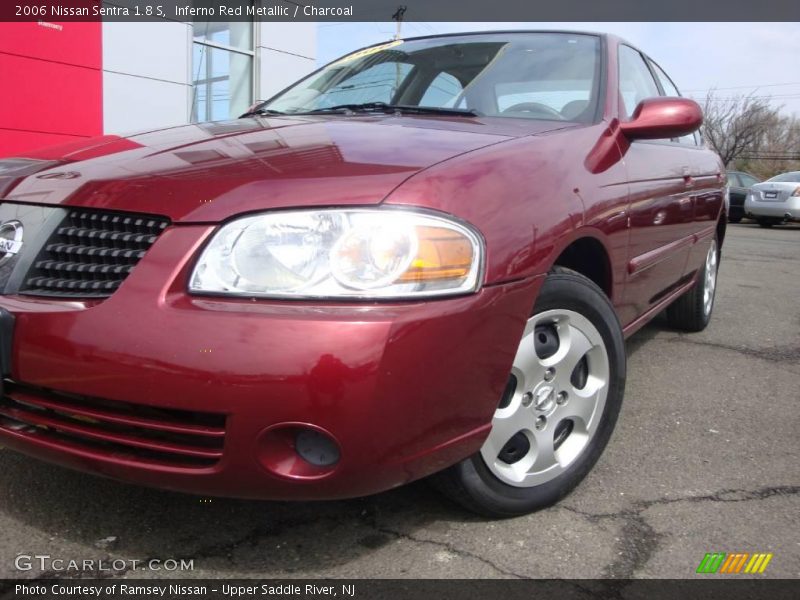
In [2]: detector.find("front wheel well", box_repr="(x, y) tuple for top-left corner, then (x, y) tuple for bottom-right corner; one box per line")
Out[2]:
(552, 237), (613, 299)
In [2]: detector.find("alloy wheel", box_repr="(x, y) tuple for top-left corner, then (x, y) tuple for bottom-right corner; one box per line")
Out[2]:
(480, 309), (610, 487)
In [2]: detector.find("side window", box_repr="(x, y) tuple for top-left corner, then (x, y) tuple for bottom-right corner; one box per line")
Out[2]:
(618, 45), (660, 120)
(739, 174), (759, 188)
(317, 62), (414, 108)
(650, 60), (697, 145)
(650, 61), (680, 97)
(727, 173), (742, 187)
(420, 72), (463, 107)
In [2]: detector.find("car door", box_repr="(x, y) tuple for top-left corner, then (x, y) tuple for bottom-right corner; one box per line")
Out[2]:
(648, 58), (725, 275)
(735, 172), (760, 207)
(724, 172), (748, 219)
(738, 173), (760, 194)
(727, 172), (744, 201)
(618, 45), (696, 318)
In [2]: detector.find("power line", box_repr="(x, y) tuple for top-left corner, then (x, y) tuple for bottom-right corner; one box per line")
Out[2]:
(737, 156), (800, 161)
(418, 22), (438, 35)
(683, 81), (800, 92)
(690, 93), (800, 101)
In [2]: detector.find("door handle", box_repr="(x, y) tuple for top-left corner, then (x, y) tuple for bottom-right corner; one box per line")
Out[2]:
(682, 167), (694, 188)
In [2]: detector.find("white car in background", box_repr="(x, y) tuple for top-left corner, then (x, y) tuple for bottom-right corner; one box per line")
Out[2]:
(745, 171), (800, 227)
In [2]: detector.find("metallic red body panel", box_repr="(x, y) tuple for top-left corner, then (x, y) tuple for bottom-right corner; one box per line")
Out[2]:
(3, 118), (572, 221)
(0, 33), (726, 499)
(619, 97), (704, 140)
(3, 227), (541, 498)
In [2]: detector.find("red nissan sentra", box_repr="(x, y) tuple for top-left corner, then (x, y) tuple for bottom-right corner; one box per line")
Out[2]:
(0, 32), (725, 516)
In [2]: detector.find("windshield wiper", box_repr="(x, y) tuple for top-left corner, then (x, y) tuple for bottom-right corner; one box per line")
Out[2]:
(239, 107), (288, 118)
(294, 102), (481, 117)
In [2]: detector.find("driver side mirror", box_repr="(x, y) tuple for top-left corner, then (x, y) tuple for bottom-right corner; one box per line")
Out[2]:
(620, 97), (703, 140)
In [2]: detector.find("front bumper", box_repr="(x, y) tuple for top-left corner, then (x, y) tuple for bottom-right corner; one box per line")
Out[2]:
(744, 193), (800, 221)
(0, 225), (540, 500)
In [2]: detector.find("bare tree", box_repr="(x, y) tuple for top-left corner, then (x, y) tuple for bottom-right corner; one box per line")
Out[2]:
(701, 91), (781, 167)
(738, 114), (800, 179)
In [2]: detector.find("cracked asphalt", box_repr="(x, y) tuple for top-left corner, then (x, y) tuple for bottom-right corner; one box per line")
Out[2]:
(0, 223), (797, 580)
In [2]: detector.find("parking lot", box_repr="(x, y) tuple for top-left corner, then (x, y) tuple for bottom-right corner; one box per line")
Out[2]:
(0, 223), (797, 580)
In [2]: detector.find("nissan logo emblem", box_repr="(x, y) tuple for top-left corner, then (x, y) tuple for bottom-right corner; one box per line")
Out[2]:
(0, 220), (24, 266)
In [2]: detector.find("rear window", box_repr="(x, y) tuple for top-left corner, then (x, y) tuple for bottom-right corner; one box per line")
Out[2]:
(739, 173), (760, 187)
(767, 172), (800, 183)
(727, 173), (741, 187)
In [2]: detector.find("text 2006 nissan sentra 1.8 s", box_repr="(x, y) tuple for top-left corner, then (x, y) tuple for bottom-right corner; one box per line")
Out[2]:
(0, 32), (725, 516)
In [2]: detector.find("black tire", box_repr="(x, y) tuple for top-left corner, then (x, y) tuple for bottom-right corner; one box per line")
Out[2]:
(431, 267), (626, 517)
(758, 219), (774, 228)
(666, 237), (719, 332)
(728, 215), (742, 224)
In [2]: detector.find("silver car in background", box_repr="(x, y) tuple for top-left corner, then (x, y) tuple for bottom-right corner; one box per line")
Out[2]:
(745, 171), (800, 227)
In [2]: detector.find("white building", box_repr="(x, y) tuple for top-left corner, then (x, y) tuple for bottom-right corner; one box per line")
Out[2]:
(0, 20), (317, 156)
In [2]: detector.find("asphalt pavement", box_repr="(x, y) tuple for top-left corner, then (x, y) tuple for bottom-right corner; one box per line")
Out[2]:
(0, 222), (797, 580)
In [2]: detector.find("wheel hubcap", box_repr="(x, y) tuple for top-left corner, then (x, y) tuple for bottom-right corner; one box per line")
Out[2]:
(533, 384), (556, 412)
(480, 309), (610, 487)
(703, 239), (718, 317)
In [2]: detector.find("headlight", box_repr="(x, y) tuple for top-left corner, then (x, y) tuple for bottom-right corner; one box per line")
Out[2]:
(189, 209), (484, 299)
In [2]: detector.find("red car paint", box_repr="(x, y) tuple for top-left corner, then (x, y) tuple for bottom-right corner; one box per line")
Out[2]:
(0, 33), (724, 499)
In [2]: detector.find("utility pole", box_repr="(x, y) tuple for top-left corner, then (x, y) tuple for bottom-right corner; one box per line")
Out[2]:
(392, 5), (407, 40)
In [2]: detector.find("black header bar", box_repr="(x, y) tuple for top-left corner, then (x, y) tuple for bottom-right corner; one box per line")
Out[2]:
(2, 0), (800, 22)
(1, 579), (799, 600)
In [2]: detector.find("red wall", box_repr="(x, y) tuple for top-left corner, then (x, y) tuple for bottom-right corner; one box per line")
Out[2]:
(0, 21), (102, 158)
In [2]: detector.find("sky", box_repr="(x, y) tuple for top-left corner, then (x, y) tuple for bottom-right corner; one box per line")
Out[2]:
(316, 22), (800, 117)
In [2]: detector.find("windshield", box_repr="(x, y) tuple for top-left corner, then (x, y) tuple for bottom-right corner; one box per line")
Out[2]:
(767, 172), (800, 183)
(260, 32), (602, 122)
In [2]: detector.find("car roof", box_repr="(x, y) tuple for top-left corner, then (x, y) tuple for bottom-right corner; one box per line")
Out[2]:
(349, 30), (631, 61)
(341, 31), (623, 67)
(397, 30), (609, 42)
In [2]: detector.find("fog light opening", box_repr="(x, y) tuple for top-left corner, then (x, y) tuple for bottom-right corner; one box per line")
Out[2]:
(295, 429), (340, 467)
(256, 423), (341, 480)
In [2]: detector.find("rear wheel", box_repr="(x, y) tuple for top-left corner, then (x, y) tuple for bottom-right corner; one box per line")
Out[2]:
(666, 238), (719, 332)
(432, 267), (626, 517)
(728, 214), (742, 224)
(758, 219), (774, 228)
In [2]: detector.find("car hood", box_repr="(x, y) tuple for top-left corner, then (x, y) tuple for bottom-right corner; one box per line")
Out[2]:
(1, 116), (571, 222)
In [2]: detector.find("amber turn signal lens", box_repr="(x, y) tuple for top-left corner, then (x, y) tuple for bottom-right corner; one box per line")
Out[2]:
(398, 226), (474, 283)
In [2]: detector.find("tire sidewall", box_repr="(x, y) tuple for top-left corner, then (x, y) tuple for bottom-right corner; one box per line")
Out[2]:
(456, 270), (627, 516)
(698, 239), (719, 328)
